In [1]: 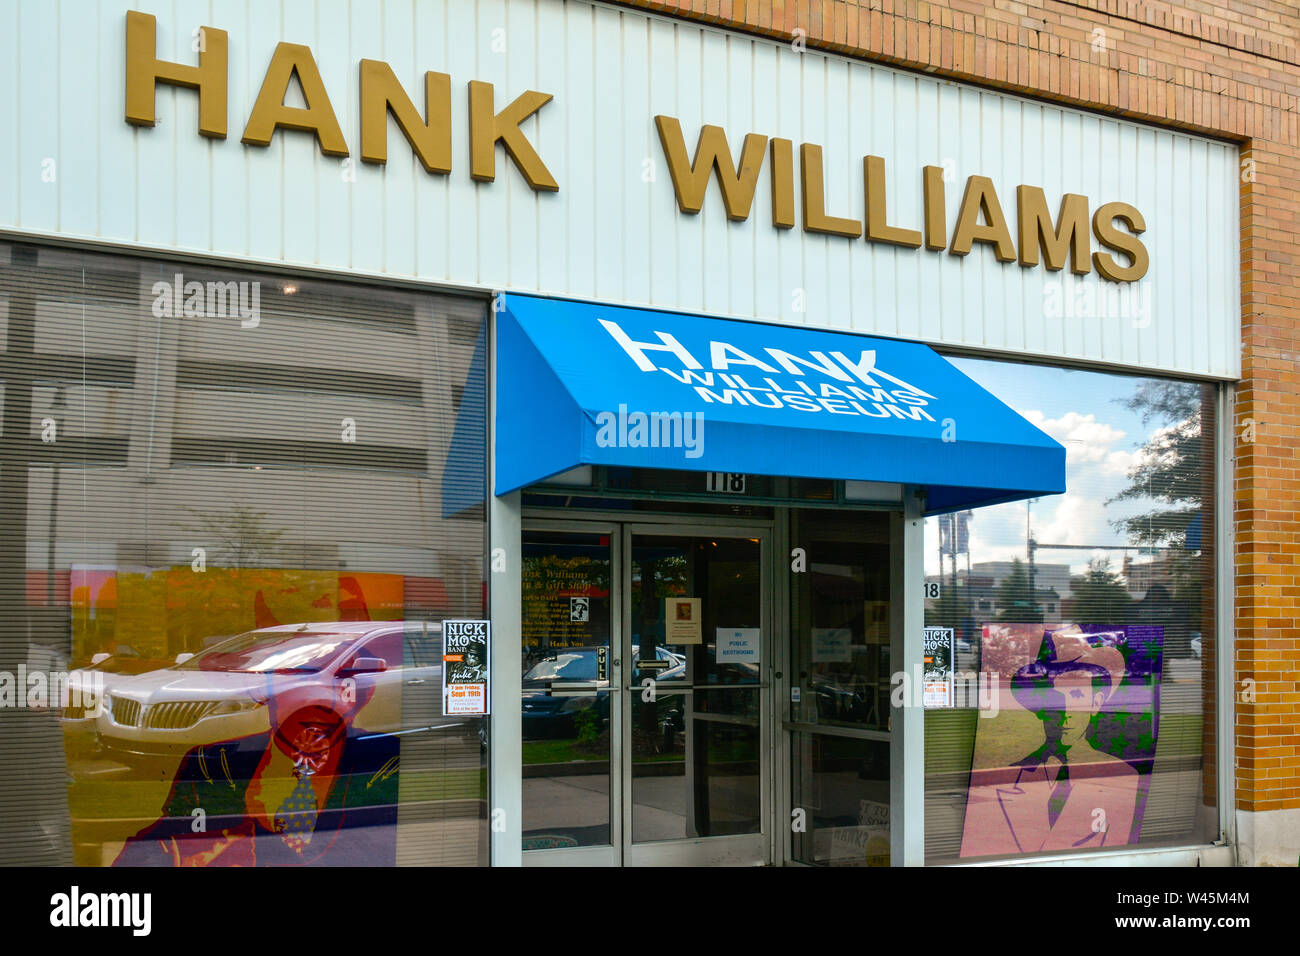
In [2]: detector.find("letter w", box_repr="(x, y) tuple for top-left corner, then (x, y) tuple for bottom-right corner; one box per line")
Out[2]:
(654, 116), (766, 222)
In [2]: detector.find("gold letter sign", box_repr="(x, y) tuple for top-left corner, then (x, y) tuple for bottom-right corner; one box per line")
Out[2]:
(124, 10), (228, 138)
(124, 11), (558, 193)
(124, 10), (1160, 283)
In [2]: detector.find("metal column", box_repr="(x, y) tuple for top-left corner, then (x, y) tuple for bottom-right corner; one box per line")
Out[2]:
(488, 308), (523, 867)
(890, 491), (926, 865)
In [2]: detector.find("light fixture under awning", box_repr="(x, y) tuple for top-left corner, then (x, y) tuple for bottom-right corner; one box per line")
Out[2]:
(494, 294), (1065, 514)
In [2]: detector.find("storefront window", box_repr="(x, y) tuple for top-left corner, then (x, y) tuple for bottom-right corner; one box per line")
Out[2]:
(923, 357), (1218, 862)
(0, 242), (488, 866)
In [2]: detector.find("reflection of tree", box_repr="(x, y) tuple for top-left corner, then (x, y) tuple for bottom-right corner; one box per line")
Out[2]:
(179, 505), (286, 568)
(163, 568), (337, 650)
(994, 558), (1043, 623)
(1069, 557), (1133, 624)
(1107, 381), (1203, 547)
(629, 554), (688, 627)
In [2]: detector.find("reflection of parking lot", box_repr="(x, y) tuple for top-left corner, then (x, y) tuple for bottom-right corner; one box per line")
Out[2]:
(522, 775), (611, 847)
(521, 767), (762, 845)
(631, 771), (759, 842)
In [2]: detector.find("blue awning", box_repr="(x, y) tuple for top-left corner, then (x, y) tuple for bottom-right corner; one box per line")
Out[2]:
(495, 294), (1065, 514)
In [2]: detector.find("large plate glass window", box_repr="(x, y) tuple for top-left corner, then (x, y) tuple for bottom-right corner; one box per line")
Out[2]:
(922, 357), (1219, 862)
(0, 242), (488, 866)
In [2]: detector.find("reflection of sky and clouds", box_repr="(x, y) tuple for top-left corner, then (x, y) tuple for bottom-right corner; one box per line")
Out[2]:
(928, 358), (1204, 576)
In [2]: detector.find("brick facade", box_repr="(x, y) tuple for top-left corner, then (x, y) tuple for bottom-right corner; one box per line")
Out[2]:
(614, 0), (1300, 861)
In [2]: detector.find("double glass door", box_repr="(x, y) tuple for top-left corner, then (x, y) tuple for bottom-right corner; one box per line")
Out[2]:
(521, 522), (771, 866)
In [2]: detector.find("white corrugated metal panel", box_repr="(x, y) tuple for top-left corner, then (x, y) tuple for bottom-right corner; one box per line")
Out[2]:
(0, 0), (1240, 378)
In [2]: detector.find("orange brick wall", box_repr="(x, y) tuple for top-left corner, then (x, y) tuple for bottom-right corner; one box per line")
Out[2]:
(612, 0), (1300, 816)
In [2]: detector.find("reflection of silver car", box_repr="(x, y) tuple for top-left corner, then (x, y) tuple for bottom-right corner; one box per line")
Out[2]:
(520, 646), (684, 740)
(62, 650), (181, 744)
(98, 622), (447, 761)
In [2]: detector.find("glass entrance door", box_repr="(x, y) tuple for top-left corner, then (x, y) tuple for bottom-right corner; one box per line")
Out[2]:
(520, 521), (771, 866)
(520, 527), (620, 863)
(623, 527), (770, 866)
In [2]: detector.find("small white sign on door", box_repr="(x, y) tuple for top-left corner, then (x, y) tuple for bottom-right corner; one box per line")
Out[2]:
(811, 627), (852, 663)
(716, 627), (760, 663)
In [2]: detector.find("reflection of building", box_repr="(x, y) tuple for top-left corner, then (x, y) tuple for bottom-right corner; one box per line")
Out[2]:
(1122, 553), (1180, 600)
(925, 562), (1071, 624)
(16, 249), (485, 663)
(2, 244), (490, 870)
(971, 561), (1072, 602)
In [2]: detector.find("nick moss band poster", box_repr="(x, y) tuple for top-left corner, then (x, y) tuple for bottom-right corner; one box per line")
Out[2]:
(960, 623), (1165, 858)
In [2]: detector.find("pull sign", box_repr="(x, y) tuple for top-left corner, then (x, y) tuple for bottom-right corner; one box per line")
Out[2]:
(597, 646), (608, 681)
(706, 472), (747, 494)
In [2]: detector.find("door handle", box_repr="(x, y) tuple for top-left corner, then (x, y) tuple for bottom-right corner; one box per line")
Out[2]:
(406, 678), (427, 685)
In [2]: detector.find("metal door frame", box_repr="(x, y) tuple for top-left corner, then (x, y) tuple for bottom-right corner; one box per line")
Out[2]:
(519, 516), (776, 866)
(519, 518), (623, 868)
(620, 521), (774, 868)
